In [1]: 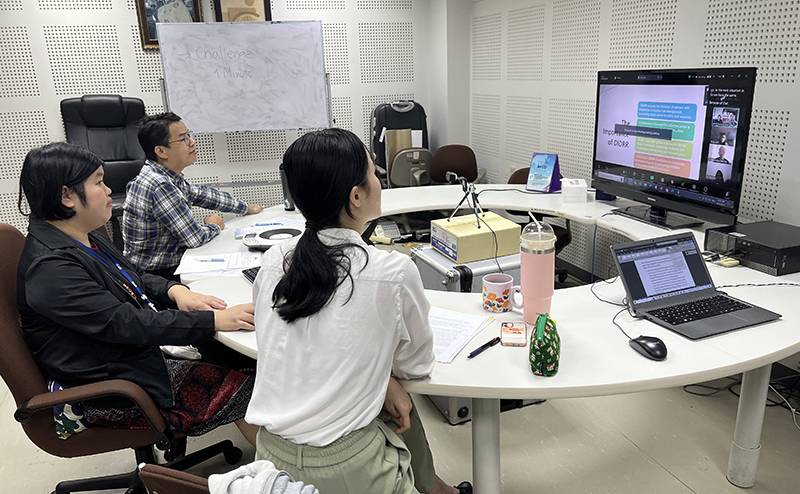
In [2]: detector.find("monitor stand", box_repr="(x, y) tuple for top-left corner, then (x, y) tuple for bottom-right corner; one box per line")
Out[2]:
(612, 205), (703, 230)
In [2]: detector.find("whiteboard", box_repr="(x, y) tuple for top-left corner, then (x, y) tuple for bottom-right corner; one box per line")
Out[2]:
(158, 21), (328, 133)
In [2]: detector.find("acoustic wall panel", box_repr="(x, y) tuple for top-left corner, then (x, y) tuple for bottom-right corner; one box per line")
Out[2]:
(130, 25), (163, 93)
(358, 0), (411, 9)
(0, 111), (49, 181)
(358, 22), (414, 84)
(39, 0), (112, 9)
(504, 96), (542, 175)
(551, 0), (601, 82)
(705, 0), (798, 85)
(546, 98), (595, 182)
(507, 6), (545, 81)
(286, 0), (344, 9)
(44, 24), (126, 96)
(738, 108), (788, 221)
(193, 133), (217, 167)
(1, 26), (39, 98)
(609, 0), (676, 69)
(226, 131), (288, 163)
(471, 94), (501, 160)
(331, 96), (353, 132)
(0, 1), (23, 10)
(322, 22), (349, 85)
(0, 191), (28, 235)
(231, 170), (283, 208)
(472, 13), (501, 81)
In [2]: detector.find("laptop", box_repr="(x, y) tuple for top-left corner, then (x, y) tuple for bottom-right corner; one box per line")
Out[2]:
(610, 232), (781, 340)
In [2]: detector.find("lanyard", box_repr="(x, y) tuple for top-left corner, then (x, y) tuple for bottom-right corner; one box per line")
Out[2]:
(75, 240), (159, 313)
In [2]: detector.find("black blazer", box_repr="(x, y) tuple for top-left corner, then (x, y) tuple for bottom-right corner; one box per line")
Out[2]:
(17, 218), (216, 407)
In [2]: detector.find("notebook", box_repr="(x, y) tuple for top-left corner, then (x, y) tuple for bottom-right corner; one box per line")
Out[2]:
(610, 232), (780, 340)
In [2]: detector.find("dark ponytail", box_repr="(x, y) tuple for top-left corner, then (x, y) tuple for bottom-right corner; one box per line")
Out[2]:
(272, 129), (371, 323)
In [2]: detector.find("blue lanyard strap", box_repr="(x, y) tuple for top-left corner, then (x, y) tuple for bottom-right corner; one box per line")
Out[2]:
(74, 239), (159, 312)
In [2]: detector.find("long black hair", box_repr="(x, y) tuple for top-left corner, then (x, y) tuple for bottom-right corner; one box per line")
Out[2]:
(19, 142), (104, 221)
(271, 128), (372, 323)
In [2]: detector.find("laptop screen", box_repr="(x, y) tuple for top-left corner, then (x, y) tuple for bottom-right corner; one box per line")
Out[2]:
(612, 233), (713, 306)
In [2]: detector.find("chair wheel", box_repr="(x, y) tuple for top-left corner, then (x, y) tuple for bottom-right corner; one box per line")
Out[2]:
(224, 446), (243, 464)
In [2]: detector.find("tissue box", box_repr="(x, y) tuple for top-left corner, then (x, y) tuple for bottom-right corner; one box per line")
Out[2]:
(561, 178), (587, 203)
(431, 212), (521, 264)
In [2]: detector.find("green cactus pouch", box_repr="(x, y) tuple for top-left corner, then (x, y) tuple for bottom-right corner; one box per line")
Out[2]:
(529, 313), (560, 377)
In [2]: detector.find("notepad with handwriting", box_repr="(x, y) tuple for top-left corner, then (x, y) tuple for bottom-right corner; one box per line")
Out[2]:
(429, 306), (493, 363)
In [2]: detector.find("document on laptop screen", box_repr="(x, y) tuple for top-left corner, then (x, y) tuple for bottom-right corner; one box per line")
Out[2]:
(635, 251), (694, 298)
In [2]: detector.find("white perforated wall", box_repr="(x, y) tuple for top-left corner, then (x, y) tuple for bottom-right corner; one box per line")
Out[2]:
(507, 6), (545, 81)
(546, 99), (595, 182)
(1, 26), (39, 98)
(44, 25), (127, 95)
(704, 0), (798, 85)
(358, 22), (414, 84)
(738, 109), (788, 221)
(504, 96), (542, 176)
(471, 13), (501, 81)
(609, 0), (676, 69)
(551, 0), (601, 82)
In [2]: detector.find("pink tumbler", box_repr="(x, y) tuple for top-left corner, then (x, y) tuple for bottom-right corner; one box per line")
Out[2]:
(519, 221), (556, 325)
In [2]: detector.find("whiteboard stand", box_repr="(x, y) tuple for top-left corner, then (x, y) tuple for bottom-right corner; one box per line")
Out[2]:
(326, 73), (333, 128)
(160, 78), (169, 112)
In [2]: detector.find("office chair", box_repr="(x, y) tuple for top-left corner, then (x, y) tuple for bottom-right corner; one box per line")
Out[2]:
(60, 95), (146, 250)
(508, 167), (572, 283)
(430, 144), (486, 184)
(139, 464), (210, 494)
(0, 222), (242, 494)
(388, 147), (432, 188)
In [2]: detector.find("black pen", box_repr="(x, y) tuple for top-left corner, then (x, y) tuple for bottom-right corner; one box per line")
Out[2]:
(467, 336), (501, 359)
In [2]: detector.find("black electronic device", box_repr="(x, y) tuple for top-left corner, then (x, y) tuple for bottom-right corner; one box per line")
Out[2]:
(591, 67), (757, 229)
(242, 227), (302, 251)
(242, 266), (260, 284)
(629, 335), (667, 361)
(704, 221), (800, 276)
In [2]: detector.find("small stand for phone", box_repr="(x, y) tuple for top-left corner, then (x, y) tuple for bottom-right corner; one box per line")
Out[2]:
(447, 177), (484, 228)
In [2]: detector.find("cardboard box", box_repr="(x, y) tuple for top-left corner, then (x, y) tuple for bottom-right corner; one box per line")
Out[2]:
(431, 211), (521, 264)
(561, 178), (587, 203)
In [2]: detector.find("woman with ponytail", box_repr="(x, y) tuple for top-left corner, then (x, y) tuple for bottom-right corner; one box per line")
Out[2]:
(247, 129), (471, 494)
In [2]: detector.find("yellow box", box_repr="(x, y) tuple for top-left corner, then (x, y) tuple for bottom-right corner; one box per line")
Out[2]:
(431, 212), (521, 264)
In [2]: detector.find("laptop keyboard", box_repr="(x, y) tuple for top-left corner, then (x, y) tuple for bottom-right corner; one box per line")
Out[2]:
(647, 295), (750, 326)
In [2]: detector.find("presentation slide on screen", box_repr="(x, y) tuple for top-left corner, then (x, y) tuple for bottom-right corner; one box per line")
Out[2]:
(596, 85), (707, 180)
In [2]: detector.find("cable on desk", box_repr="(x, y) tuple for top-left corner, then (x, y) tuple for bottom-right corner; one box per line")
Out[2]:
(716, 282), (800, 289)
(475, 188), (554, 198)
(590, 276), (626, 307)
(477, 213), (503, 274)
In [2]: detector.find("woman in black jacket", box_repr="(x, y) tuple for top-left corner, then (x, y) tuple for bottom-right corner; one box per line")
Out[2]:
(16, 142), (258, 445)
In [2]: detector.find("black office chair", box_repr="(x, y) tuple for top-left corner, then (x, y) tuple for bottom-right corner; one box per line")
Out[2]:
(508, 167), (571, 284)
(60, 95), (146, 249)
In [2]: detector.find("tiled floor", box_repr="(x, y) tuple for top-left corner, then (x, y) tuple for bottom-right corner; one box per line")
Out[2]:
(2, 375), (800, 493)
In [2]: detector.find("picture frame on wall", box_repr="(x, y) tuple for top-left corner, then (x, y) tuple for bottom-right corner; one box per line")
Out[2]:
(135, 0), (204, 49)
(213, 0), (272, 22)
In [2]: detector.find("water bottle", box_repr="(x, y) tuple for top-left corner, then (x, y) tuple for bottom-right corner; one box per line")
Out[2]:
(519, 219), (556, 325)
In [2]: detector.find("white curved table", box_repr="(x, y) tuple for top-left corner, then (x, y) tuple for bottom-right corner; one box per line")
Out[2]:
(185, 185), (800, 493)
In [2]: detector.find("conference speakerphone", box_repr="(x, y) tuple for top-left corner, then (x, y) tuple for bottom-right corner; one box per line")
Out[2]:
(704, 221), (800, 276)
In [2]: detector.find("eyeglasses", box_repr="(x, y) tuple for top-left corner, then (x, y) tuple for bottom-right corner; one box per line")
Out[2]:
(168, 131), (194, 146)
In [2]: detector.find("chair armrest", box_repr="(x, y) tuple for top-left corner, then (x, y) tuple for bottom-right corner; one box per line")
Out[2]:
(412, 169), (428, 186)
(139, 463), (209, 493)
(476, 168), (487, 183)
(15, 379), (168, 433)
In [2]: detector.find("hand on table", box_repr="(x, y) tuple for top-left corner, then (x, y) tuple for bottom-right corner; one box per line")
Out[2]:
(204, 214), (225, 229)
(214, 303), (255, 332)
(246, 205), (265, 215)
(168, 285), (228, 311)
(383, 376), (413, 434)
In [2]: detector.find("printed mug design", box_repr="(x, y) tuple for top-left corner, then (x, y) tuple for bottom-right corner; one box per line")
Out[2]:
(482, 273), (523, 313)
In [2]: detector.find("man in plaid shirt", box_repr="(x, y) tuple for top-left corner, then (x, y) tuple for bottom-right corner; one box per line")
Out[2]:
(122, 113), (263, 280)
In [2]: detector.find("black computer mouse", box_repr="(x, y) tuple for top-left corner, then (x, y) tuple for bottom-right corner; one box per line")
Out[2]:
(629, 335), (667, 361)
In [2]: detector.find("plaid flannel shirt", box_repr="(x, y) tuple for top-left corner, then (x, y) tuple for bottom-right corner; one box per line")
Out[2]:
(122, 160), (248, 271)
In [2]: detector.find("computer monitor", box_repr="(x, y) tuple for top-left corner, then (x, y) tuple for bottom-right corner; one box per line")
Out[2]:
(591, 67), (757, 229)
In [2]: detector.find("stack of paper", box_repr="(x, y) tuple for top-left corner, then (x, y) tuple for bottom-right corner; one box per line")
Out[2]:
(429, 306), (493, 363)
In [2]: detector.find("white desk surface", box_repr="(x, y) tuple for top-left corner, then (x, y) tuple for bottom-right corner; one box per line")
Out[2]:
(184, 184), (800, 492)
